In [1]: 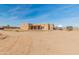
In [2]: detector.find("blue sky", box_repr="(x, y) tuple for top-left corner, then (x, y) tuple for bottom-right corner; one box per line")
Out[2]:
(0, 4), (79, 26)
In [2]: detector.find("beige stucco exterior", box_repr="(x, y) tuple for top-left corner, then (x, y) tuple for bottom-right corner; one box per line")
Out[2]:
(20, 23), (54, 31)
(20, 23), (30, 30)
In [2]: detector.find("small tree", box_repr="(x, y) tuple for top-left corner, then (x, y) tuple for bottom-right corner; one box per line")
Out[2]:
(66, 26), (73, 31)
(7, 25), (10, 27)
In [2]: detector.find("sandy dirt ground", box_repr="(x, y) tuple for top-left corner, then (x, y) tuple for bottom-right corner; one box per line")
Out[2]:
(0, 30), (79, 55)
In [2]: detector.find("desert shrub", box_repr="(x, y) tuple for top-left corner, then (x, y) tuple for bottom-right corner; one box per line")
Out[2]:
(15, 30), (19, 32)
(0, 33), (8, 40)
(66, 26), (73, 31)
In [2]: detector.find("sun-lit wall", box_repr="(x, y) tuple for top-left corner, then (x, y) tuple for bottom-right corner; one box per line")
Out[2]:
(20, 23), (55, 31)
(20, 23), (30, 30)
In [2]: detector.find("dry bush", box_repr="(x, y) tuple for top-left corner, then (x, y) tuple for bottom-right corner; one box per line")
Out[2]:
(66, 26), (73, 31)
(0, 33), (8, 40)
(15, 29), (26, 32)
(4, 29), (26, 32)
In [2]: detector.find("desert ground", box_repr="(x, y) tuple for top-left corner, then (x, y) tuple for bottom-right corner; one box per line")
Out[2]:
(0, 30), (79, 55)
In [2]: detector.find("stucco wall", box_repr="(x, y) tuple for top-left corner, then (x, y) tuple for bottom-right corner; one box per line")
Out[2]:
(20, 23), (54, 31)
(20, 23), (29, 30)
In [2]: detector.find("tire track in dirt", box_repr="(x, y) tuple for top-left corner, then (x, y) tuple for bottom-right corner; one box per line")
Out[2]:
(5, 36), (21, 52)
(0, 31), (22, 54)
(23, 36), (33, 54)
(0, 31), (33, 55)
(0, 35), (19, 54)
(6, 35), (33, 55)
